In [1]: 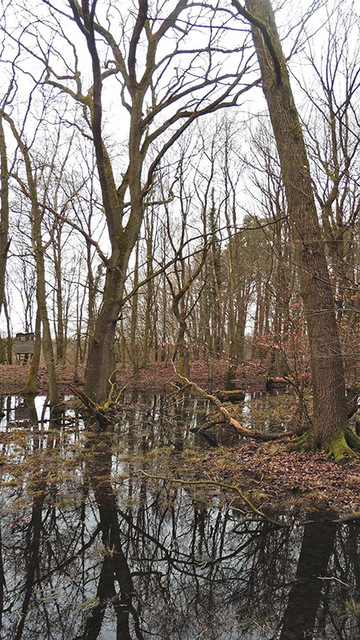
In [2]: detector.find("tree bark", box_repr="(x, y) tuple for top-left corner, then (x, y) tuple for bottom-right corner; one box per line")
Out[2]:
(0, 114), (9, 316)
(240, 0), (349, 451)
(22, 309), (41, 395)
(130, 238), (140, 375)
(85, 265), (126, 403)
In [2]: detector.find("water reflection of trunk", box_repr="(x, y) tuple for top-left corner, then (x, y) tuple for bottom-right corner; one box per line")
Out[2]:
(0, 398), (6, 630)
(279, 513), (337, 639)
(14, 395), (46, 639)
(84, 429), (140, 640)
(14, 396), (61, 639)
(0, 527), (3, 630)
(348, 522), (360, 590)
(14, 485), (46, 640)
(174, 390), (191, 453)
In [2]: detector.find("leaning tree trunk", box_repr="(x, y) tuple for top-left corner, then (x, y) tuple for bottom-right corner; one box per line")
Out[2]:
(0, 114), (10, 316)
(238, 0), (351, 454)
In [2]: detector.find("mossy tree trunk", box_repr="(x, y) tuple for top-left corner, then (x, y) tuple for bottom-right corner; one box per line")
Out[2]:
(236, 0), (352, 453)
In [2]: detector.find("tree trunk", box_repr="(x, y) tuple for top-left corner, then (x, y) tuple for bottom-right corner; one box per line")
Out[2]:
(34, 243), (59, 408)
(241, 0), (349, 452)
(143, 219), (155, 368)
(22, 309), (41, 395)
(0, 114), (9, 316)
(130, 239), (140, 375)
(3, 112), (59, 408)
(3, 298), (12, 365)
(85, 266), (124, 403)
(175, 315), (191, 379)
(53, 237), (65, 364)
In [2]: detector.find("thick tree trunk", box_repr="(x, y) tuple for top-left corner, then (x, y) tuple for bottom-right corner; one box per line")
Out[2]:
(85, 266), (124, 403)
(174, 317), (191, 379)
(242, 0), (348, 450)
(0, 115), (9, 316)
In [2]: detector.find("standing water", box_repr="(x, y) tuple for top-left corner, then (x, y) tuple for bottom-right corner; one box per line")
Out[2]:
(0, 393), (359, 639)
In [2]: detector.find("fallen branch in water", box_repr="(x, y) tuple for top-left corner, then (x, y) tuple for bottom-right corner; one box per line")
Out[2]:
(176, 373), (294, 441)
(140, 469), (287, 527)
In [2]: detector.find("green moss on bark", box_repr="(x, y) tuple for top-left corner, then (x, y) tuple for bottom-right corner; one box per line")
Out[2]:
(328, 432), (357, 461)
(290, 423), (360, 461)
(327, 424), (360, 461)
(216, 390), (246, 403)
(289, 431), (310, 452)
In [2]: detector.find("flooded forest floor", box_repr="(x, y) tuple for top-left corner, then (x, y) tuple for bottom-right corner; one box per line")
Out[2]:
(1, 360), (360, 520)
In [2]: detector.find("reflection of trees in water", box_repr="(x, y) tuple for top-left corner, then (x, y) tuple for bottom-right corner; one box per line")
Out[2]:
(82, 429), (139, 640)
(325, 522), (360, 639)
(279, 515), (337, 640)
(0, 395), (359, 638)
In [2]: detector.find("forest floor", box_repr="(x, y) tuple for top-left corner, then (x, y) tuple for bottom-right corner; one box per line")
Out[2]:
(0, 360), (266, 394)
(0, 361), (359, 519)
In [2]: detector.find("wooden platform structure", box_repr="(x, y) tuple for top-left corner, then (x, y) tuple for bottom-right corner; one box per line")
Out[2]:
(14, 332), (35, 363)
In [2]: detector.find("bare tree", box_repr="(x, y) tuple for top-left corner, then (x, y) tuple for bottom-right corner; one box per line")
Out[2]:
(3, 111), (59, 406)
(7, 0), (256, 402)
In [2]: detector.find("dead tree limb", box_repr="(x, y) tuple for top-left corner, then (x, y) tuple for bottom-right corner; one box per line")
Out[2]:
(177, 373), (294, 441)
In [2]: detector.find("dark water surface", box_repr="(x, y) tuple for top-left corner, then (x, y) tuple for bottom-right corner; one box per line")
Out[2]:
(0, 393), (359, 639)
